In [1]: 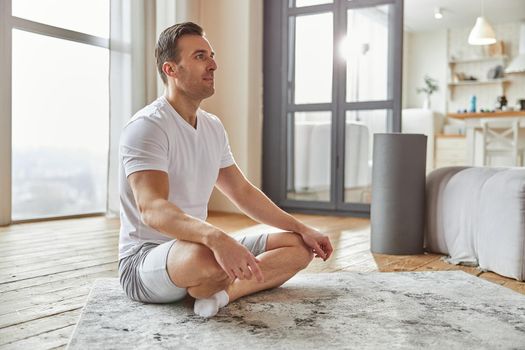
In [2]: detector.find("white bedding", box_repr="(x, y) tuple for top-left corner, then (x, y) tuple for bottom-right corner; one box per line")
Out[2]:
(426, 166), (525, 281)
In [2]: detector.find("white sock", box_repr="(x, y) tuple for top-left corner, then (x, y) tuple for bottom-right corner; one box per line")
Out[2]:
(214, 290), (229, 308)
(193, 290), (229, 318)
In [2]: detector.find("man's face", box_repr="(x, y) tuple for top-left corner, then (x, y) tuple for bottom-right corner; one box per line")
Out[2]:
(171, 35), (217, 100)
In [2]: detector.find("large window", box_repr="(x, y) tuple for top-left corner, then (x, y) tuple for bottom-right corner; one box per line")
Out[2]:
(263, 0), (403, 215)
(1, 0), (110, 222)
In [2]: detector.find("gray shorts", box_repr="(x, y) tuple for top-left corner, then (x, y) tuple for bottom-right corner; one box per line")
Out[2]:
(118, 233), (269, 304)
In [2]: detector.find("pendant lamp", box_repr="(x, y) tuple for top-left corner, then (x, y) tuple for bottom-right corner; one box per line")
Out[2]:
(468, 0), (496, 45)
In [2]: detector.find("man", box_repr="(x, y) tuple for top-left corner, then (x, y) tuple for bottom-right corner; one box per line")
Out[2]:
(118, 22), (333, 318)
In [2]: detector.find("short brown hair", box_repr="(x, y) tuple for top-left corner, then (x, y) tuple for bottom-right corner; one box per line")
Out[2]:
(155, 22), (204, 85)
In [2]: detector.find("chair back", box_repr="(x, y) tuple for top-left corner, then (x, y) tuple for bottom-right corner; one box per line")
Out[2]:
(480, 117), (520, 166)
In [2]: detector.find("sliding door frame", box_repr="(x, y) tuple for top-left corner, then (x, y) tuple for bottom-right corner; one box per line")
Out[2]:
(0, 0), (12, 225)
(263, 0), (403, 216)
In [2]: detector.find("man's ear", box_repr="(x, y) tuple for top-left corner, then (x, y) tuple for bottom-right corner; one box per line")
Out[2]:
(162, 62), (177, 79)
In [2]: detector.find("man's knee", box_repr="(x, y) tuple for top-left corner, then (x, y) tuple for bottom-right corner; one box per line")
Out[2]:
(167, 241), (228, 287)
(294, 242), (314, 270)
(267, 232), (314, 270)
(203, 260), (229, 282)
(287, 233), (314, 270)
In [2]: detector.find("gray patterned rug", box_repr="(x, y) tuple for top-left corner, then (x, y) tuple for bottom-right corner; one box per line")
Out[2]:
(67, 271), (525, 350)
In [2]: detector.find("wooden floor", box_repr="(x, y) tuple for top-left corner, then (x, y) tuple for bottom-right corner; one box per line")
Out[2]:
(0, 212), (523, 349)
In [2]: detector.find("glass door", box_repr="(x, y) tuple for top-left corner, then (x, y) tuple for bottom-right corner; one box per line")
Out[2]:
(339, 2), (403, 212)
(285, 10), (334, 207)
(263, 0), (403, 215)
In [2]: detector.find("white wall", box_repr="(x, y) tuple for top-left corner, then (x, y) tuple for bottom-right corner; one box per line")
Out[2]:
(404, 22), (525, 115)
(154, 0), (263, 214)
(447, 22), (525, 113)
(404, 30), (448, 116)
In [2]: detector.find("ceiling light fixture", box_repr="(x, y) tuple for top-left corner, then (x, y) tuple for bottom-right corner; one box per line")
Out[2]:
(434, 7), (443, 20)
(468, 0), (496, 45)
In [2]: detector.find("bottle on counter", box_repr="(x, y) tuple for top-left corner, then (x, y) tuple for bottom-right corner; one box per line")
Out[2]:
(469, 95), (477, 113)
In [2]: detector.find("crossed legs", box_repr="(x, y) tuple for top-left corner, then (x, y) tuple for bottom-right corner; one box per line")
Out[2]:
(166, 232), (314, 304)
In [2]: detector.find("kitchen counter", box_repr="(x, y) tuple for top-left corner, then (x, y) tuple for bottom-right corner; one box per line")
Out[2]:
(447, 111), (525, 165)
(448, 111), (525, 119)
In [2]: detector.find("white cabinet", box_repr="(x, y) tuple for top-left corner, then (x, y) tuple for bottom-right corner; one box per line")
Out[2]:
(434, 135), (467, 168)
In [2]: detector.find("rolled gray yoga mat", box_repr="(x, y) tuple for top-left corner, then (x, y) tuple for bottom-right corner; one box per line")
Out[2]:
(371, 133), (427, 255)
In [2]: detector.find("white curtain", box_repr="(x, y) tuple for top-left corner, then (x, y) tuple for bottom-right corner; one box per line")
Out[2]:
(107, 0), (159, 216)
(107, 0), (200, 216)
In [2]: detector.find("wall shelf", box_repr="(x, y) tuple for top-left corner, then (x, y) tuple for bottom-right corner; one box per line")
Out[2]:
(448, 79), (510, 86)
(447, 55), (510, 100)
(448, 55), (508, 65)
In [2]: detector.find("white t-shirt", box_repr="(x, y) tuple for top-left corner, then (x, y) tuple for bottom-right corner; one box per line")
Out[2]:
(118, 96), (235, 259)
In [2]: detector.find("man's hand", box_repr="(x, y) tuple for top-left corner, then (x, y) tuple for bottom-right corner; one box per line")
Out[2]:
(297, 226), (333, 261)
(208, 233), (265, 283)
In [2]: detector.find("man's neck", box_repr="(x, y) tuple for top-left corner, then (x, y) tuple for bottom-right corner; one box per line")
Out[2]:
(164, 89), (201, 129)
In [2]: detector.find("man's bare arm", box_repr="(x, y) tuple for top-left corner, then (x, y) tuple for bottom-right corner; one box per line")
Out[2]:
(128, 170), (263, 281)
(129, 170), (219, 245)
(215, 165), (333, 260)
